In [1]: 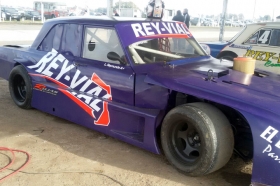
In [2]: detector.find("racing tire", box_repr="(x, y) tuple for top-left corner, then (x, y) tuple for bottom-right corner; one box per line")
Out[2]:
(9, 65), (32, 109)
(161, 102), (234, 176)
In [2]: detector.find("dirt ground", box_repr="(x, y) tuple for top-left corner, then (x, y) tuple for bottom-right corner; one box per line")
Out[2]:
(0, 78), (253, 186)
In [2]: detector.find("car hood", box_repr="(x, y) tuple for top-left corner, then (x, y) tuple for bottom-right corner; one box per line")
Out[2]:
(199, 41), (230, 57)
(143, 57), (280, 115)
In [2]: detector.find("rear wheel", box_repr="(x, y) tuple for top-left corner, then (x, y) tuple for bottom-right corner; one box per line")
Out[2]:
(161, 102), (234, 176)
(220, 55), (234, 61)
(218, 52), (237, 61)
(9, 65), (32, 109)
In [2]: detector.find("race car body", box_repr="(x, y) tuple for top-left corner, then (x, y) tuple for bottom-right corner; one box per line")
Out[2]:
(201, 22), (280, 74)
(0, 17), (280, 186)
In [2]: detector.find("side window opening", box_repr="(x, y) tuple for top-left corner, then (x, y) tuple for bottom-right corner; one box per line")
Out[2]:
(244, 31), (259, 44)
(82, 27), (125, 64)
(244, 29), (273, 45)
(269, 29), (280, 47)
(38, 24), (63, 52)
(61, 24), (83, 56)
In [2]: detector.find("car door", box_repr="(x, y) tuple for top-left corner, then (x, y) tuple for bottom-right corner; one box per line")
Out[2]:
(25, 11), (31, 19)
(68, 26), (135, 128)
(28, 11), (33, 19)
(243, 28), (280, 74)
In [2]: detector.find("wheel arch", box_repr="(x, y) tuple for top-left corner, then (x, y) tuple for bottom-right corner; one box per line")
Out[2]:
(13, 61), (29, 73)
(157, 90), (254, 161)
(14, 62), (21, 67)
(13, 57), (33, 69)
(216, 50), (238, 59)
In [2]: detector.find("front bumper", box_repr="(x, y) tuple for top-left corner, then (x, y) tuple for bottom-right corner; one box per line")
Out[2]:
(7, 14), (21, 20)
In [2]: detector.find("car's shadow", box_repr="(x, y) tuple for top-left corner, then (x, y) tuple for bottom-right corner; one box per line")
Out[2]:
(0, 80), (251, 186)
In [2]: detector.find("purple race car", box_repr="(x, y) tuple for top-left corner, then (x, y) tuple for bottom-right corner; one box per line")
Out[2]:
(0, 17), (279, 186)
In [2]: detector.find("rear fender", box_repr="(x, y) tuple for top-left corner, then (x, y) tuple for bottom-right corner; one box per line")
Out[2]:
(216, 50), (238, 59)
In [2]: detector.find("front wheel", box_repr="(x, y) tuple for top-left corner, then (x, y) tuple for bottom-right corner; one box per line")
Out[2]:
(161, 102), (234, 176)
(9, 65), (32, 109)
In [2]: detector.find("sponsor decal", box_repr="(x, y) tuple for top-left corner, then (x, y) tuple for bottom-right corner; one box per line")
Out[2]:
(33, 83), (58, 95)
(27, 49), (112, 126)
(264, 60), (280, 67)
(244, 50), (280, 64)
(260, 126), (280, 163)
(131, 22), (192, 39)
(104, 63), (125, 70)
(34, 83), (46, 91)
(229, 44), (252, 50)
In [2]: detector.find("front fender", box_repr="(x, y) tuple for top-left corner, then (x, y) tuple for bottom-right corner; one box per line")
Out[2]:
(237, 110), (280, 186)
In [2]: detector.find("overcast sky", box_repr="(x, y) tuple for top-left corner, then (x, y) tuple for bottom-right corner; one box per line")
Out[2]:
(1, 0), (280, 19)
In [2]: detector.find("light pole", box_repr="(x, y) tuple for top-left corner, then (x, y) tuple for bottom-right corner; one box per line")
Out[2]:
(252, 0), (256, 21)
(107, 0), (113, 17)
(41, 2), (44, 23)
(119, 0), (121, 16)
(0, 0), (2, 22)
(219, 0), (228, 41)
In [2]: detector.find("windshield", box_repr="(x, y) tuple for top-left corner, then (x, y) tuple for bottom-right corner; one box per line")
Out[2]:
(31, 11), (40, 15)
(6, 8), (17, 13)
(229, 26), (247, 42)
(129, 37), (207, 64)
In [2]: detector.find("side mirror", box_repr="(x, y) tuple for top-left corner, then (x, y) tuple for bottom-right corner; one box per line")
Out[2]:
(200, 44), (211, 55)
(107, 52), (126, 65)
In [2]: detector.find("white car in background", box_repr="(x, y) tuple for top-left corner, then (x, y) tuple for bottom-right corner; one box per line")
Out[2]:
(231, 21), (240, 27)
(1, 12), (5, 20)
(237, 21), (246, 27)
(201, 22), (280, 74)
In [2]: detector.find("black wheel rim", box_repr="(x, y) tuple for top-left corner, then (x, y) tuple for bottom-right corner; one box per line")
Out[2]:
(13, 75), (27, 102)
(171, 121), (201, 163)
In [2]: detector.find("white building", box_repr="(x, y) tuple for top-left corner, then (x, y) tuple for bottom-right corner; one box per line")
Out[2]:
(162, 9), (175, 21)
(119, 7), (142, 18)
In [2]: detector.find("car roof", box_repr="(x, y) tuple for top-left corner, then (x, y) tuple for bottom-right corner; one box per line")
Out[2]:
(230, 21), (280, 44)
(247, 22), (280, 27)
(31, 16), (180, 49)
(45, 16), (171, 26)
(3, 7), (16, 9)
